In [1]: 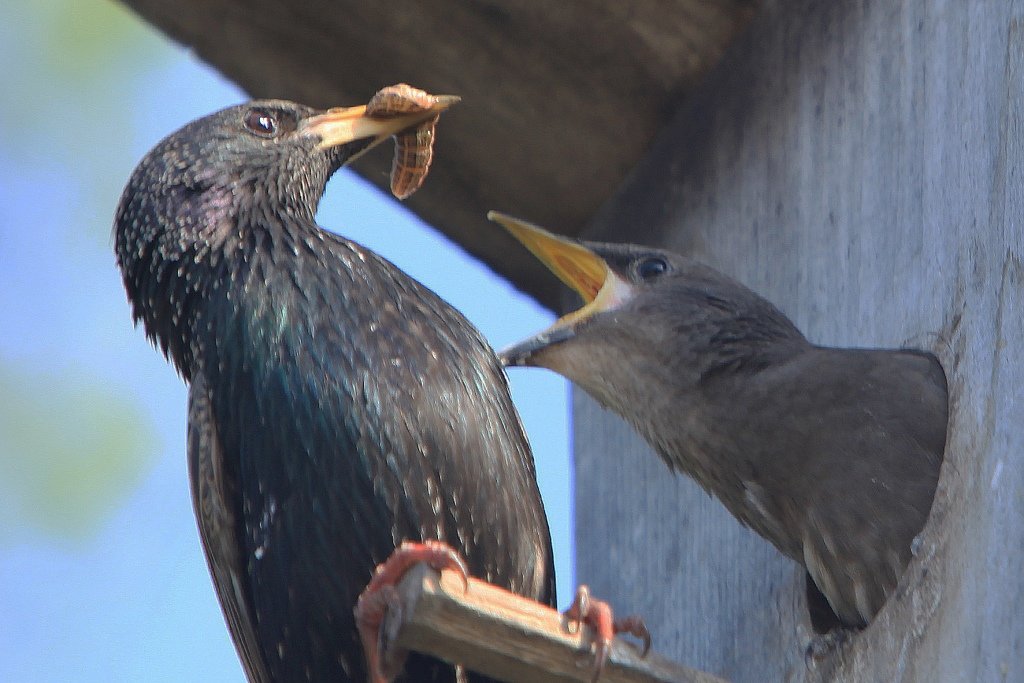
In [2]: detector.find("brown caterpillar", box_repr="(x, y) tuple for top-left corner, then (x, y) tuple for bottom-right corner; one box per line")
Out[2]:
(366, 84), (456, 200)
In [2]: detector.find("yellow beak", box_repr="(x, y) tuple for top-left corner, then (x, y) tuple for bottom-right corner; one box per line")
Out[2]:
(488, 212), (635, 330)
(303, 95), (459, 153)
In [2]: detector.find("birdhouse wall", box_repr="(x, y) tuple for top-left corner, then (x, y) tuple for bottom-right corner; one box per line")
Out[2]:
(573, 1), (1024, 682)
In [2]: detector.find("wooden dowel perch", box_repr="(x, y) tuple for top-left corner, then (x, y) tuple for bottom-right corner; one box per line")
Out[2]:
(382, 563), (729, 683)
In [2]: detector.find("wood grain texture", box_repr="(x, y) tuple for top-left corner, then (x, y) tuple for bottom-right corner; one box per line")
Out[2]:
(574, 0), (1023, 681)
(117, 0), (756, 309)
(386, 564), (726, 683)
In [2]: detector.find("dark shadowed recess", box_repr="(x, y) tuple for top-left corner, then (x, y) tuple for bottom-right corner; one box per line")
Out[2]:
(119, 0), (758, 310)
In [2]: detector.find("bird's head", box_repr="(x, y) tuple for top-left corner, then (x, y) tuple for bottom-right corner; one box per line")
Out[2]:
(492, 213), (806, 412)
(115, 97), (455, 250)
(113, 97), (455, 373)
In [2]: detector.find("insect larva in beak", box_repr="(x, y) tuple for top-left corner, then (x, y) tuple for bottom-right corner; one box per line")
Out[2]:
(366, 84), (452, 200)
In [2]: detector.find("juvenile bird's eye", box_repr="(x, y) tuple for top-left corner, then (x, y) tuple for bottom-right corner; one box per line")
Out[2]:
(636, 256), (669, 281)
(243, 109), (279, 137)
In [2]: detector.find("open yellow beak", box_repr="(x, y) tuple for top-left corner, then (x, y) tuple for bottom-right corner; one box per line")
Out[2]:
(489, 212), (635, 365)
(302, 95), (459, 153)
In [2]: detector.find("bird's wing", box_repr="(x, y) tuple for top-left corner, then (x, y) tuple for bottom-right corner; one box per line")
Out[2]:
(187, 374), (271, 683)
(801, 502), (894, 627)
(787, 349), (946, 627)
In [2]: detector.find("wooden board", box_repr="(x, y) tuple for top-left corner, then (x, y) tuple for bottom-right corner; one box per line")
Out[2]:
(573, 1), (1024, 681)
(118, 0), (757, 309)
(385, 564), (728, 683)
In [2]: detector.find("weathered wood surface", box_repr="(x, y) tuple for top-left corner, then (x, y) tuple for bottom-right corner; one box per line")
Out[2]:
(118, 0), (757, 309)
(385, 564), (726, 683)
(573, 0), (1023, 681)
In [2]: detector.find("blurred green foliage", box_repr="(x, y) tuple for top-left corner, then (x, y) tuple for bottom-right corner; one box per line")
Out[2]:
(42, 1), (158, 80)
(1, 1), (172, 246)
(0, 365), (156, 544)
(0, 0), (169, 543)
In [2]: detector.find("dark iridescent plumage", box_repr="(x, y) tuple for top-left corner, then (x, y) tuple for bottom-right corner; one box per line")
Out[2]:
(114, 101), (553, 682)
(496, 215), (946, 633)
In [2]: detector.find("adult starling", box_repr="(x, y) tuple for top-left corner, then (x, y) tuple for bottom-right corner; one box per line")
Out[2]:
(492, 212), (947, 633)
(113, 99), (554, 683)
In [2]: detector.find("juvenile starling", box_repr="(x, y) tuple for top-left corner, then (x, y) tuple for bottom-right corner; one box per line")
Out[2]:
(113, 100), (554, 683)
(492, 212), (946, 633)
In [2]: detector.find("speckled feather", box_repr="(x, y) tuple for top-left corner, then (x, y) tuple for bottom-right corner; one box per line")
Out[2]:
(115, 101), (554, 682)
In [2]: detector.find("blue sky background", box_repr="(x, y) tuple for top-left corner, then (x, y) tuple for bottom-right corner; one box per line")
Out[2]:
(0, 3), (572, 680)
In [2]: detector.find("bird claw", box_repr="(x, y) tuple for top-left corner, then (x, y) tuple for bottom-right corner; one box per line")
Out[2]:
(355, 584), (406, 683)
(355, 540), (470, 682)
(615, 615), (652, 656)
(804, 627), (853, 668)
(564, 585), (651, 682)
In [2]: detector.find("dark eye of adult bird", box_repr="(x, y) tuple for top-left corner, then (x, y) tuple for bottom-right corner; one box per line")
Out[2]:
(113, 99), (554, 683)
(492, 212), (947, 638)
(243, 108), (292, 137)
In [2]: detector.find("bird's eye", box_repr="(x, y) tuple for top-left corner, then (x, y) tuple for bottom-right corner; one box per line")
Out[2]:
(636, 256), (669, 281)
(243, 109), (280, 137)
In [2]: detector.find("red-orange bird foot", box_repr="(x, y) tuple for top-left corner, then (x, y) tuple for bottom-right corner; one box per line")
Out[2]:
(565, 585), (651, 682)
(354, 540), (469, 683)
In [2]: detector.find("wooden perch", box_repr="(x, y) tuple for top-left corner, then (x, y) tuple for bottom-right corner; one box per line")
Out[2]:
(382, 563), (728, 683)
